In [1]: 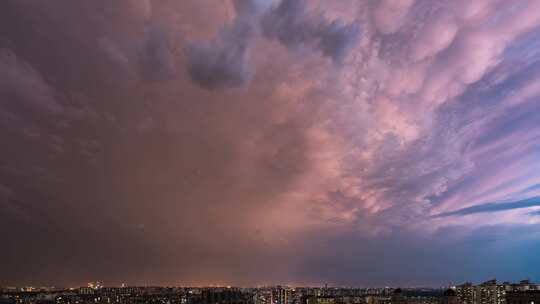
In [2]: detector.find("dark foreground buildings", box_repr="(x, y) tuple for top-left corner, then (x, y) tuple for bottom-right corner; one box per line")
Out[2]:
(506, 291), (540, 304)
(200, 289), (253, 304)
(1, 279), (539, 304)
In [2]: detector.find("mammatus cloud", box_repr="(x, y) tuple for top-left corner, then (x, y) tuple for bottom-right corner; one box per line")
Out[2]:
(185, 0), (361, 89)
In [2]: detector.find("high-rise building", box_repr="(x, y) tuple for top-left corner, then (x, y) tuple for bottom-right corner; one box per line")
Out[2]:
(456, 283), (475, 304)
(272, 287), (293, 304)
(78, 287), (95, 295)
(476, 279), (499, 304)
(455, 280), (537, 304)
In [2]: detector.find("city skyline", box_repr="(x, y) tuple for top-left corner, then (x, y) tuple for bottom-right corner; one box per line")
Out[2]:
(1, 0), (540, 287)
(2, 280), (540, 304)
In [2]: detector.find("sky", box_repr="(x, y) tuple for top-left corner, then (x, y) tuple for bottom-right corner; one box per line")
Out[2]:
(1, 0), (540, 288)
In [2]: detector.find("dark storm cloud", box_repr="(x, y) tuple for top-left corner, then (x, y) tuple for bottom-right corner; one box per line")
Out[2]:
(261, 0), (360, 63)
(435, 197), (540, 217)
(185, 18), (254, 89)
(138, 26), (177, 81)
(185, 0), (360, 90)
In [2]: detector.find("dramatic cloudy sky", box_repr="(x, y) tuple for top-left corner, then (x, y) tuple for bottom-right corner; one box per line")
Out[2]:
(1, 0), (540, 287)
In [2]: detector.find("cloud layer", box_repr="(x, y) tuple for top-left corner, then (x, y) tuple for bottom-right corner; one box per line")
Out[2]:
(436, 197), (540, 217)
(185, 0), (361, 89)
(1, 0), (540, 286)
